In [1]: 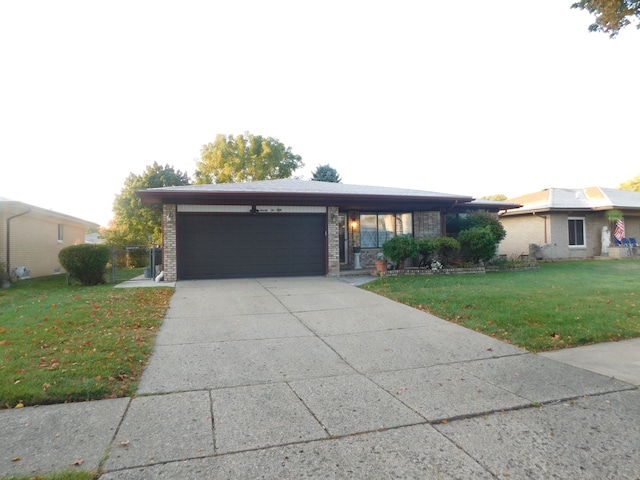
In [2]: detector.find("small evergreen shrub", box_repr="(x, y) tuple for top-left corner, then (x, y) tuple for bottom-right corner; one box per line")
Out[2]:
(417, 238), (437, 264)
(382, 235), (418, 268)
(459, 210), (506, 243)
(0, 262), (8, 286)
(458, 226), (497, 264)
(434, 237), (460, 266)
(58, 244), (111, 286)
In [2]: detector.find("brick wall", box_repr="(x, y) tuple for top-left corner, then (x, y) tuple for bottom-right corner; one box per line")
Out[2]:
(163, 204), (177, 282)
(327, 207), (339, 276)
(0, 209), (88, 278)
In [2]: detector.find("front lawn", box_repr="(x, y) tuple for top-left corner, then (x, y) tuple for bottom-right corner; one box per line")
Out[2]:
(0, 271), (173, 409)
(362, 260), (640, 352)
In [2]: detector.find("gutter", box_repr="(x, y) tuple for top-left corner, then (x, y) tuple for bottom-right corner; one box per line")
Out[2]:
(6, 206), (31, 279)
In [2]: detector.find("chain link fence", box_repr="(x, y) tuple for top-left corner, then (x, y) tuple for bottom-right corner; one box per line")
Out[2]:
(107, 246), (162, 284)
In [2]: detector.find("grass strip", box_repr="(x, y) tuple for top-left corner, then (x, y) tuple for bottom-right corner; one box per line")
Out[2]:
(0, 270), (172, 408)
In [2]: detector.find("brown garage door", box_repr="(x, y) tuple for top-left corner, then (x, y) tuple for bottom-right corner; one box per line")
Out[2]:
(176, 214), (326, 279)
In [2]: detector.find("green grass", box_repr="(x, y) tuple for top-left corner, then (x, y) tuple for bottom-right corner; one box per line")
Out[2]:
(362, 260), (640, 352)
(0, 270), (173, 409)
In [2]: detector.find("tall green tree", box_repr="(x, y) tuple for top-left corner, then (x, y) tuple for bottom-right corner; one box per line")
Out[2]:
(194, 132), (304, 184)
(103, 163), (190, 246)
(311, 164), (342, 183)
(571, 0), (640, 37)
(619, 174), (640, 191)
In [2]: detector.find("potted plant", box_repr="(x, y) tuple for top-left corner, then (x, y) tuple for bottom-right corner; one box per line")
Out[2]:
(381, 235), (417, 270)
(375, 252), (388, 272)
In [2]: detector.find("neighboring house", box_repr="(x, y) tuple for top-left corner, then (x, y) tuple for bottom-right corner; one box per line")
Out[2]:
(85, 232), (105, 244)
(499, 187), (640, 260)
(0, 197), (99, 279)
(137, 179), (519, 282)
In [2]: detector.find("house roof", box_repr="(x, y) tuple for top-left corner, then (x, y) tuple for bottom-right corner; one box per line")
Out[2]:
(502, 187), (640, 216)
(0, 198), (99, 227)
(137, 178), (519, 212)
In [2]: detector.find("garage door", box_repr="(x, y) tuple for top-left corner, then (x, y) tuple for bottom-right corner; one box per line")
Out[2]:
(176, 214), (326, 279)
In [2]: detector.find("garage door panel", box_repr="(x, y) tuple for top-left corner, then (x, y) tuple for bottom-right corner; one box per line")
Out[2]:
(177, 214), (326, 279)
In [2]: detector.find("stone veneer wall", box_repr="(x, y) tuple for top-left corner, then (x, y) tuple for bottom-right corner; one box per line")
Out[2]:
(163, 204), (177, 282)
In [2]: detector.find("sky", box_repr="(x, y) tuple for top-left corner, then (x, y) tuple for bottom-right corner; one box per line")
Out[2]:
(1, 1), (638, 227)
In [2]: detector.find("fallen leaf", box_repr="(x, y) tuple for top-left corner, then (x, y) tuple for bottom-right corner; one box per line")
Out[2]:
(441, 419), (448, 424)
(15, 402), (24, 409)
(71, 459), (84, 466)
(11, 457), (20, 462)
(120, 441), (130, 447)
(42, 383), (51, 391)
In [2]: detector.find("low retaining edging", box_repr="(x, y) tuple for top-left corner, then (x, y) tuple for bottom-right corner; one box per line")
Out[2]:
(372, 265), (538, 277)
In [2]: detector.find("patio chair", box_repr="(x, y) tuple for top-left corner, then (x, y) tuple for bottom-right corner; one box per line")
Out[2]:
(613, 238), (623, 247)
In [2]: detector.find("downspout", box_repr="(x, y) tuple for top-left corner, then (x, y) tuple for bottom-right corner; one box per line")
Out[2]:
(532, 211), (547, 243)
(6, 207), (31, 279)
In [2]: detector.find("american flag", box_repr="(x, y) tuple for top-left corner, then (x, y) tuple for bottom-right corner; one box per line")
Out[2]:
(614, 219), (625, 241)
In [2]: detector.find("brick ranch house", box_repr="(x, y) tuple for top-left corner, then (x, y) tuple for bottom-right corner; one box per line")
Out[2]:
(499, 187), (640, 260)
(0, 197), (99, 279)
(137, 179), (519, 281)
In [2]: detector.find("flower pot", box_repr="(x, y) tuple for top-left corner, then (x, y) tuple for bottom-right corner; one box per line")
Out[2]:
(375, 259), (387, 272)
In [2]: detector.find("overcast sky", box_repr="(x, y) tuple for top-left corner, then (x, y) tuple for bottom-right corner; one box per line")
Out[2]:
(1, 1), (638, 226)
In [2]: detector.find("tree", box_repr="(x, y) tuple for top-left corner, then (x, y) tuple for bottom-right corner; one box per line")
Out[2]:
(478, 194), (507, 201)
(571, 0), (640, 37)
(103, 162), (190, 246)
(311, 164), (342, 183)
(619, 174), (640, 191)
(194, 132), (304, 184)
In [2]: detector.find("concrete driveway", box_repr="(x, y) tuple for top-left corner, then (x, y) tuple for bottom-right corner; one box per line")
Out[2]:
(2, 277), (639, 479)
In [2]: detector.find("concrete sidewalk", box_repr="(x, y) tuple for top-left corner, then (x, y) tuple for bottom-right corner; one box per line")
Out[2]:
(2, 277), (639, 479)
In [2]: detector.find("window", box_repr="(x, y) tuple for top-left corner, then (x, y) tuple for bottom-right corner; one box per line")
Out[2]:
(360, 213), (413, 248)
(57, 224), (64, 242)
(568, 217), (585, 247)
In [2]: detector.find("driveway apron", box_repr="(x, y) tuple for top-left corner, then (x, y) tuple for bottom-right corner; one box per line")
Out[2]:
(2, 277), (639, 479)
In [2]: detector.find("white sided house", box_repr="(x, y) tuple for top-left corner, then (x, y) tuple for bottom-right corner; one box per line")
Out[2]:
(138, 179), (519, 282)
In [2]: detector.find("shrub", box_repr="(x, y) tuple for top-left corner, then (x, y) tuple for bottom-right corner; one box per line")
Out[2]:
(459, 210), (506, 243)
(0, 262), (8, 286)
(381, 235), (418, 268)
(58, 244), (111, 286)
(458, 226), (497, 264)
(434, 237), (460, 266)
(417, 238), (437, 264)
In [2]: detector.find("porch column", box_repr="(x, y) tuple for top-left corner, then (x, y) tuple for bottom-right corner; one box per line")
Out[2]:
(327, 206), (340, 276)
(162, 204), (177, 282)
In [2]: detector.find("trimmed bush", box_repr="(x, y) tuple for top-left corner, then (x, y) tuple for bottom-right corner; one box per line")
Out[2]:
(382, 235), (418, 268)
(417, 238), (437, 264)
(0, 262), (8, 286)
(459, 210), (506, 243)
(59, 244), (111, 286)
(458, 226), (497, 264)
(434, 237), (460, 266)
